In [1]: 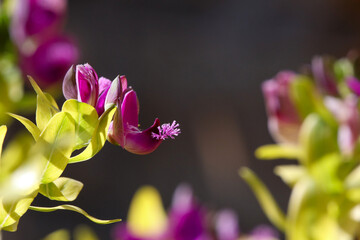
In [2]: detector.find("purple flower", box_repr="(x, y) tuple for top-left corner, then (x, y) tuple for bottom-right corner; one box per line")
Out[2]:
(10, 0), (67, 47)
(21, 36), (78, 87)
(62, 63), (111, 116)
(262, 71), (302, 144)
(106, 77), (180, 155)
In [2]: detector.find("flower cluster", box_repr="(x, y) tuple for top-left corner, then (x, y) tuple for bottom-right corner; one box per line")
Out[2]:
(63, 63), (180, 155)
(242, 52), (360, 240)
(10, 0), (78, 87)
(113, 185), (278, 240)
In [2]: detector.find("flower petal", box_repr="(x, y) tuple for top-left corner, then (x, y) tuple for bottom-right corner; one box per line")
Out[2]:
(62, 65), (77, 99)
(121, 90), (140, 130)
(123, 119), (162, 155)
(76, 63), (99, 106)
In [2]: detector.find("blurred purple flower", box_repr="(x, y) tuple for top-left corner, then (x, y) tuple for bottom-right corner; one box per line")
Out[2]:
(262, 71), (302, 144)
(215, 209), (239, 240)
(249, 225), (279, 240)
(311, 56), (338, 96)
(11, 0), (67, 47)
(21, 36), (78, 87)
(167, 184), (207, 240)
(325, 95), (360, 155)
(347, 76), (360, 96)
(106, 76), (180, 155)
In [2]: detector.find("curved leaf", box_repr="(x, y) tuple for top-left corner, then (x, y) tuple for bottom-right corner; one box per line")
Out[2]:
(36, 93), (60, 132)
(29, 205), (121, 224)
(7, 113), (40, 141)
(69, 105), (116, 163)
(38, 112), (75, 184)
(239, 167), (286, 231)
(39, 177), (83, 202)
(62, 100), (99, 150)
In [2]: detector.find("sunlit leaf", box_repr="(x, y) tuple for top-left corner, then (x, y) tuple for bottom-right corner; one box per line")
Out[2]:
(29, 205), (121, 224)
(7, 113), (40, 141)
(0, 125), (6, 159)
(36, 93), (60, 132)
(38, 112), (75, 184)
(299, 114), (338, 165)
(255, 144), (301, 160)
(62, 99), (99, 150)
(0, 191), (38, 231)
(39, 177), (83, 202)
(274, 165), (305, 187)
(69, 105), (116, 163)
(239, 167), (286, 231)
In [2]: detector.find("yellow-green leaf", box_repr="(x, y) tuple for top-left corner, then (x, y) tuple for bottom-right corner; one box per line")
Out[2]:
(62, 99), (99, 150)
(7, 113), (40, 141)
(255, 144), (301, 160)
(69, 105), (116, 163)
(0, 125), (7, 160)
(39, 177), (83, 202)
(239, 167), (286, 231)
(29, 204), (121, 224)
(0, 191), (38, 231)
(274, 165), (306, 187)
(38, 112), (75, 184)
(36, 93), (60, 132)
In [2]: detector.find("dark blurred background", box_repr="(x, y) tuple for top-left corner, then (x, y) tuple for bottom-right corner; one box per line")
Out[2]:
(5, 0), (360, 239)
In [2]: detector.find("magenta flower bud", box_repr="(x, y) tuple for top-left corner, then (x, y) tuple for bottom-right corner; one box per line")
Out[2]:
(11, 0), (67, 47)
(107, 79), (180, 155)
(262, 71), (302, 144)
(311, 56), (338, 96)
(76, 64), (99, 106)
(21, 36), (78, 87)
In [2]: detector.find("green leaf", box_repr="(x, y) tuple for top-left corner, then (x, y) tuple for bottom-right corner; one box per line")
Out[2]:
(299, 114), (338, 166)
(239, 167), (286, 231)
(0, 191), (38, 232)
(29, 205), (121, 224)
(0, 125), (7, 159)
(36, 93), (60, 132)
(28, 76), (60, 131)
(7, 113), (40, 141)
(42, 229), (70, 240)
(39, 177), (83, 202)
(69, 105), (116, 163)
(62, 99), (99, 150)
(274, 165), (306, 187)
(255, 144), (301, 160)
(38, 112), (75, 184)
(345, 165), (360, 189)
